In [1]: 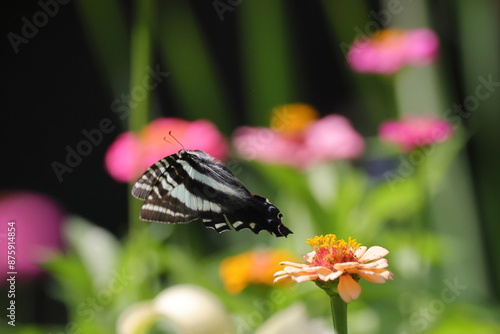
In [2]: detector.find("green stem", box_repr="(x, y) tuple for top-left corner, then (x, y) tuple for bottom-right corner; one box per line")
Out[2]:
(128, 0), (154, 133)
(330, 293), (348, 334)
(128, 0), (154, 235)
(240, 0), (296, 126)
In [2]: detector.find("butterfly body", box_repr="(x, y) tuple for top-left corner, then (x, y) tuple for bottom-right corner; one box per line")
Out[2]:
(132, 149), (292, 237)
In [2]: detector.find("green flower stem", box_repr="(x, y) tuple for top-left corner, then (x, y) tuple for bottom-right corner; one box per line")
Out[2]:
(128, 0), (153, 133)
(316, 280), (348, 333)
(128, 0), (154, 235)
(330, 293), (348, 334)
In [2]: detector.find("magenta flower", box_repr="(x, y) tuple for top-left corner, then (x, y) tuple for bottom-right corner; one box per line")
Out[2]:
(379, 115), (453, 152)
(0, 192), (65, 283)
(348, 28), (439, 74)
(233, 105), (364, 169)
(105, 118), (228, 182)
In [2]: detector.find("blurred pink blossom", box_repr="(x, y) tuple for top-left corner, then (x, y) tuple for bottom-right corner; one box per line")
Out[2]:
(379, 116), (453, 152)
(233, 114), (364, 169)
(348, 28), (439, 74)
(0, 192), (65, 283)
(105, 118), (228, 182)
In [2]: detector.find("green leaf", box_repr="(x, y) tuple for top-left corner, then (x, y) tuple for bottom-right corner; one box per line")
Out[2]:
(362, 177), (424, 232)
(43, 252), (92, 307)
(158, 1), (232, 133)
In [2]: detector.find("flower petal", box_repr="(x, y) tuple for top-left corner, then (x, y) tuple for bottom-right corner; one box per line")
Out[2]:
(333, 262), (359, 272)
(294, 274), (318, 283)
(105, 132), (143, 182)
(357, 258), (388, 269)
(358, 246), (389, 263)
(322, 271), (343, 281)
(315, 268), (338, 281)
(282, 265), (307, 273)
(354, 246), (367, 259)
(279, 261), (309, 268)
(338, 275), (361, 303)
(302, 251), (316, 263)
(379, 116), (452, 152)
(305, 115), (365, 162)
(273, 275), (290, 283)
(357, 269), (394, 283)
(273, 270), (289, 278)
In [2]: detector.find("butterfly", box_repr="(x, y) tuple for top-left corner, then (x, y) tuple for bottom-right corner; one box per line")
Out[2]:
(131, 149), (293, 237)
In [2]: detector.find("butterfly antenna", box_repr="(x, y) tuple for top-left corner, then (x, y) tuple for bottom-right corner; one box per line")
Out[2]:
(163, 136), (173, 145)
(167, 131), (184, 150)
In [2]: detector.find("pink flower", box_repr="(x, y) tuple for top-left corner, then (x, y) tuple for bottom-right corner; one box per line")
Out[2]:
(105, 118), (228, 182)
(233, 105), (364, 169)
(348, 28), (439, 74)
(379, 115), (453, 152)
(0, 192), (65, 283)
(305, 115), (365, 163)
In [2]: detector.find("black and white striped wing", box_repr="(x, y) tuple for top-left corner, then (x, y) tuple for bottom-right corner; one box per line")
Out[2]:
(131, 149), (293, 237)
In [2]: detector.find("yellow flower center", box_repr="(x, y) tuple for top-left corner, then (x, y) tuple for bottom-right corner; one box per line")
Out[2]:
(306, 234), (361, 268)
(270, 103), (319, 137)
(371, 29), (406, 50)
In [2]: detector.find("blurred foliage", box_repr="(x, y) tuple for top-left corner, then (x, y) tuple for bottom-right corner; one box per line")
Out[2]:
(5, 0), (500, 333)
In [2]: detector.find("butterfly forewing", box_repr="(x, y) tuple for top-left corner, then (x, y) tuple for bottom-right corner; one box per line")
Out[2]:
(131, 157), (174, 200)
(131, 149), (293, 237)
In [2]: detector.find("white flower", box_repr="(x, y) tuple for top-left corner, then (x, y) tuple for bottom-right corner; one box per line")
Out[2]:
(117, 284), (234, 334)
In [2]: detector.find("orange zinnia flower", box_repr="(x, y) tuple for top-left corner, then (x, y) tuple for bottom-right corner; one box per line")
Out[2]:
(274, 234), (393, 303)
(220, 249), (294, 294)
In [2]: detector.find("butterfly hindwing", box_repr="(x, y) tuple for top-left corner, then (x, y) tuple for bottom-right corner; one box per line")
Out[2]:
(223, 194), (291, 236)
(131, 149), (293, 237)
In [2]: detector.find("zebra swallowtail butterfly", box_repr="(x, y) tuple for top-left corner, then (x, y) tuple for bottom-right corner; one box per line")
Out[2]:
(131, 149), (293, 237)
